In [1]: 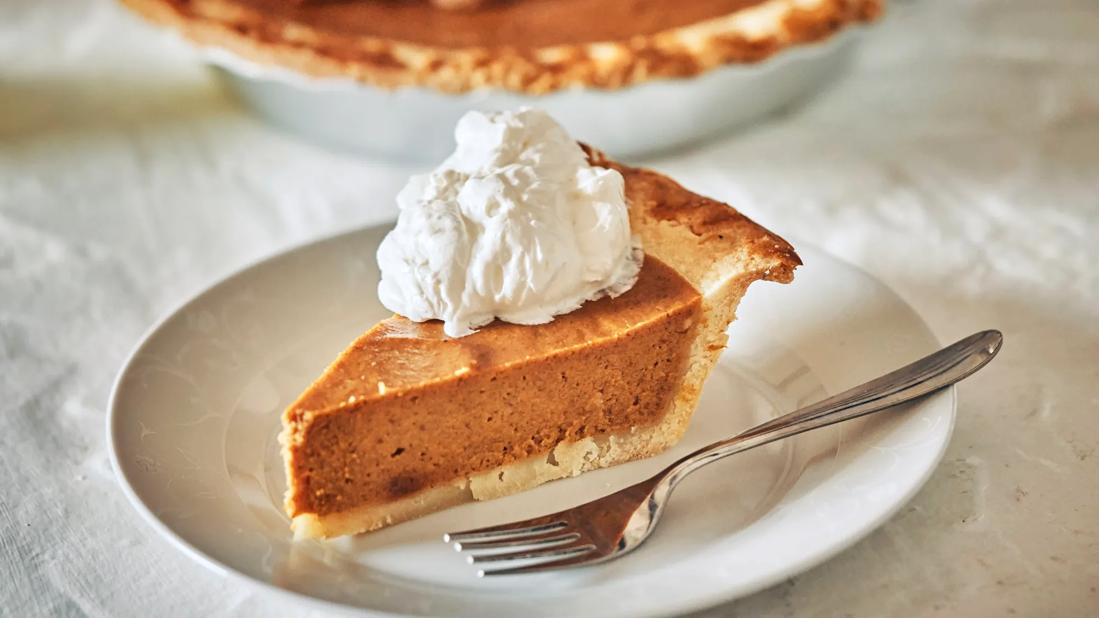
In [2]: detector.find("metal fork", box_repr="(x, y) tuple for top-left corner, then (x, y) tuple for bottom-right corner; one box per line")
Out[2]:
(445, 330), (1003, 576)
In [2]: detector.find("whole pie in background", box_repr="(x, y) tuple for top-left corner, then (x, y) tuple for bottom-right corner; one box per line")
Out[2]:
(120, 0), (882, 94)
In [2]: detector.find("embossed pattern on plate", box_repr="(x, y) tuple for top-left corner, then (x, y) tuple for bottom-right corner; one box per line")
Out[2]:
(109, 227), (952, 617)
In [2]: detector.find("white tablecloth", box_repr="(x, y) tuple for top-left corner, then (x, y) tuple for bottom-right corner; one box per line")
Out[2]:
(2, 0), (1097, 615)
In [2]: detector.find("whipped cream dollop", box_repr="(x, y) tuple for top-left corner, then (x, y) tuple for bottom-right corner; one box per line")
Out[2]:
(377, 108), (642, 338)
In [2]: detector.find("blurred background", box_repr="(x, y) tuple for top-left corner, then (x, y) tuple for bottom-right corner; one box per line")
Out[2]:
(2, 0), (1097, 616)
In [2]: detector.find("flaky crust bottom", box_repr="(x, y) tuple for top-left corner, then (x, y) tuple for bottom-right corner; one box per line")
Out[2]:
(120, 0), (880, 94)
(291, 424), (672, 539)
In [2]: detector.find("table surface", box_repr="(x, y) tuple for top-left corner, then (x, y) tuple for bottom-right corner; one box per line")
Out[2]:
(2, 0), (1097, 616)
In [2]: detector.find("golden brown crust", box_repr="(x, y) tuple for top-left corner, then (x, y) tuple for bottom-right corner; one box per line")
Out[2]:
(589, 146), (801, 288)
(120, 0), (881, 94)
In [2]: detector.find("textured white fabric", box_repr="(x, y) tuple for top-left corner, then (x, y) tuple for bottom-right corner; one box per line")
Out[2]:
(2, 0), (1097, 616)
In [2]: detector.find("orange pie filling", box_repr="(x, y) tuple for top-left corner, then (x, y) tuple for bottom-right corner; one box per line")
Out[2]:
(281, 257), (701, 534)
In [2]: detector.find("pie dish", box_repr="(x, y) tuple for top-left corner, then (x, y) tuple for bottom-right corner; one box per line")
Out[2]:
(281, 147), (800, 538)
(120, 0), (883, 159)
(120, 0), (881, 94)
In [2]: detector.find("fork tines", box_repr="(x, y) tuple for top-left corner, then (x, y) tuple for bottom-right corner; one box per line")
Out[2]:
(445, 519), (597, 576)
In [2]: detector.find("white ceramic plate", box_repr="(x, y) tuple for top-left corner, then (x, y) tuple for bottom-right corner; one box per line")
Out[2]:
(109, 226), (953, 617)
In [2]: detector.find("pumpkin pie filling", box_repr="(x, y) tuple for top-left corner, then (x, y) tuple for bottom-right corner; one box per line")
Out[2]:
(283, 256), (700, 520)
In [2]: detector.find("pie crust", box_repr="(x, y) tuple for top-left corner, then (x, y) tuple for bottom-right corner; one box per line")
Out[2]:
(121, 0), (882, 94)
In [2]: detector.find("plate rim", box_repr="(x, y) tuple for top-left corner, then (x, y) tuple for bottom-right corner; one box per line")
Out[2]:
(107, 224), (955, 617)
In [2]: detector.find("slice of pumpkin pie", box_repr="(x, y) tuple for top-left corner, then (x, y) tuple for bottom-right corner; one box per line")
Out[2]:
(281, 109), (799, 539)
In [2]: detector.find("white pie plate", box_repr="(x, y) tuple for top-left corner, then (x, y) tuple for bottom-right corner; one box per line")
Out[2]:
(108, 225), (953, 617)
(205, 27), (863, 162)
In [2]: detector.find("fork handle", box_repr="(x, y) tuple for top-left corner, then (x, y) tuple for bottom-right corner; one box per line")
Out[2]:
(653, 330), (1003, 494)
